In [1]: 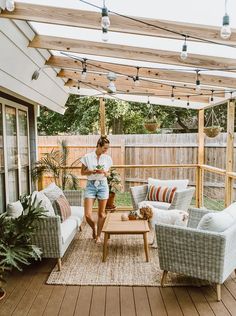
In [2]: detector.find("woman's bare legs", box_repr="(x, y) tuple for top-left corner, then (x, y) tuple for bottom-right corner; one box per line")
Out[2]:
(96, 199), (107, 243)
(84, 198), (96, 239)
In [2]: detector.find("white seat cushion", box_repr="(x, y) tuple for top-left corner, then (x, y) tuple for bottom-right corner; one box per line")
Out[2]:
(70, 206), (84, 221)
(148, 178), (189, 191)
(61, 218), (78, 244)
(139, 200), (170, 210)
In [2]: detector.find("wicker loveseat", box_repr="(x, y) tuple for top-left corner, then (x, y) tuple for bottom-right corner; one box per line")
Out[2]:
(31, 190), (84, 271)
(156, 206), (236, 301)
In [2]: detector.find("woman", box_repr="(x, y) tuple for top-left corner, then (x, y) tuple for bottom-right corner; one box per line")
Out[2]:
(80, 136), (112, 243)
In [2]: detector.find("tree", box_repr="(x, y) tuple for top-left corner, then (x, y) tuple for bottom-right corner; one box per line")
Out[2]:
(38, 95), (200, 135)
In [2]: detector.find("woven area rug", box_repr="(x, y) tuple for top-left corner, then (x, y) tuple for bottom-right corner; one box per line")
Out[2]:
(47, 223), (207, 286)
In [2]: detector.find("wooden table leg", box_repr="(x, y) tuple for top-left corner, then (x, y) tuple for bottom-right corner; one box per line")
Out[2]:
(143, 232), (149, 262)
(103, 233), (109, 262)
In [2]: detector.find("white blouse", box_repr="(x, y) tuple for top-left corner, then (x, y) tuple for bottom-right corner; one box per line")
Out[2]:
(80, 151), (113, 180)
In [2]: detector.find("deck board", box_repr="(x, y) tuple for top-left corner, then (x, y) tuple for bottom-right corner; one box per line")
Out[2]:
(1, 259), (236, 316)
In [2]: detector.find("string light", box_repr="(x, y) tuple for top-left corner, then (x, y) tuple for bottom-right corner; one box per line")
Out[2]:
(147, 96), (150, 105)
(221, 0), (231, 39)
(180, 37), (188, 61)
(195, 70), (201, 92)
(187, 95), (190, 106)
(210, 90), (214, 103)
(81, 59), (87, 80)
(78, 80), (81, 90)
(107, 72), (117, 93)
(0, 0), (15, 12)
(171, 86), (175, 102)
(133, 67), (140, 86)
(102, 27), (109, 42)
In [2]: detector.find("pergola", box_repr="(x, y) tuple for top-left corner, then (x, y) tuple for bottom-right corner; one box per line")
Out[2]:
(1, 0), (236, 207)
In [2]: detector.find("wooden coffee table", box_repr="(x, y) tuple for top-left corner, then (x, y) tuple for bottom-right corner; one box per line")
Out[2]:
(102, 212), (150, 262)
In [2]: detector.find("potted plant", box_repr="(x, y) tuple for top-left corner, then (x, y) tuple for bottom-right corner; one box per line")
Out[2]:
(106, 168), (123, 211)
(0, 195), (46, 300)
(32, 140), (80, 190)
(128, 210), (138, 220)
(204, 109), (222, 138)
(144, 115), (161, 132)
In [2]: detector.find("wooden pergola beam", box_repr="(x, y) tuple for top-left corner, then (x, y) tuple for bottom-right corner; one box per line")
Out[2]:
(66, 79), (211, 103)
(2, 2), (236, 45)
(48, 56), (236, 90)
(29, 35), (236, 70)
(61, 71), (225, 97)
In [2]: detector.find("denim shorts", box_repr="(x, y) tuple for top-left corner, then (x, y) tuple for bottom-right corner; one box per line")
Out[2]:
(84, 180), (109, 200)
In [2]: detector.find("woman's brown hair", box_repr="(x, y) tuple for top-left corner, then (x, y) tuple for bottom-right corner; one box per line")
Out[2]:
(96, 135), (110, 147)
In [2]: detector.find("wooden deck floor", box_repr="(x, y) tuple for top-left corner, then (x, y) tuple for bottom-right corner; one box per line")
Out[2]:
(1, 259), (236, 316)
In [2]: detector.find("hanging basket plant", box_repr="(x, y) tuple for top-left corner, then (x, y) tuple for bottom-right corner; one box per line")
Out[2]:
(144, 100), (161, 132)
(204, 108), (222, 138)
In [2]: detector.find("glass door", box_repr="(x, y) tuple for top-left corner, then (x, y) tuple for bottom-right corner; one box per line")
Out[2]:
(0, 104), (5, 212)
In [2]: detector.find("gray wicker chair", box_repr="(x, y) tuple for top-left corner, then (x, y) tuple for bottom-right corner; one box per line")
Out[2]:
(31, 190), (84, 270)
(130, 184), (195, 212)
(156, 207), (236, 301)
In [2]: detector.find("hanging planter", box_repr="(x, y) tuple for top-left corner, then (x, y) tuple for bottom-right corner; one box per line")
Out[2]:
(144, 120), (161, 132)
(204, 108), (222, 138)
(144, 100), (161, 132)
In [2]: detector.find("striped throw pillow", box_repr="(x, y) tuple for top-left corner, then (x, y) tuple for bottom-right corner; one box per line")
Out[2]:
(53, 195), (71, 222)
(147, 185), (177, 203)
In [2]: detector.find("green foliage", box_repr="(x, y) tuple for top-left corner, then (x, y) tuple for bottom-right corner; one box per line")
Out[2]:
(38, 95), (201, 135)
(32, 140), (80, 190)
(0, 195), (46, 288)
(107, 168), (123, 193)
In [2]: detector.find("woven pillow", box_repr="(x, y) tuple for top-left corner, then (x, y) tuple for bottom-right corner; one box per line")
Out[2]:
(147, 185), (177, 203)
(53, 195), (71, 222)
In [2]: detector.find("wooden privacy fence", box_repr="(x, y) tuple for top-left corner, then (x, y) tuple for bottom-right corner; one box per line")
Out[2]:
(38, 133), (236, 208)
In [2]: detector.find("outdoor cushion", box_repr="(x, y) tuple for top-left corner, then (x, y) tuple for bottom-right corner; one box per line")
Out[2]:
(32, 191), (55, 216)
(70, 206), (84, 221)
(146, 185), (177, 203)
(148, 178), (189, 191)
(61, 218), (78, 244)
(42, 182), (65, 204)
(139, 201), (171, 210)
(197, 211), (235, 232)
(7, 201), (23, 218)
(53, 195), (71, 222)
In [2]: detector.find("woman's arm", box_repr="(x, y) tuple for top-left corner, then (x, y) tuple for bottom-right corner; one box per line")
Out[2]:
(81, 164), (96, 176)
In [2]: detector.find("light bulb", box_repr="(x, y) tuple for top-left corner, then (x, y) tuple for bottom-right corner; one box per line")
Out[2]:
(180, 43), (188, 61)
(101, 7), (110, 29)
(107, 81), (116, 93)
(171, 93), (175, 102)
(196, 80), (201, 92)
(102, 28), (109, 42)
(134, 77), (140, 86)
(6, 0), (15, 12)
(81, 70), (87, 80)
(220, 14), (231, 39)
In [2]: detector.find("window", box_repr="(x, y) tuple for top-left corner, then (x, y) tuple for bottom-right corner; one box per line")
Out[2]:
(0, 99), (30, 209)
(0, 104), (5, 211)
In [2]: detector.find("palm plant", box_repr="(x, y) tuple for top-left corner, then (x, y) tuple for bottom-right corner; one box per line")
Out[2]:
(32, 140), (80, 190)
(0, 195), (46, 299)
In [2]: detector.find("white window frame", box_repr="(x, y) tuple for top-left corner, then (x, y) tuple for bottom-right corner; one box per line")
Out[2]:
(0, 97), (31, 204)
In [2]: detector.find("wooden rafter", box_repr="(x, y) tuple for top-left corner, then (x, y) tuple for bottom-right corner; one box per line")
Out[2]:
(47, 56), (236, 90)
(66, 79), (211, 103)
(59, 70), (225, 97)
(29, 35), (236, 71)
(2, 2), (236, 45)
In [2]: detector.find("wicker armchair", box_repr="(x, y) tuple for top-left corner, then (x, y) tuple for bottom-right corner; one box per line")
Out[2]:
(156, 207), (236, 301)
(130, 184), (195, 212)
(31, 190), (84, 270)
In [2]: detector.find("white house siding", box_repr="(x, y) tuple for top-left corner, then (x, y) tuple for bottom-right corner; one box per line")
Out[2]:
(0, 18), (69, 114)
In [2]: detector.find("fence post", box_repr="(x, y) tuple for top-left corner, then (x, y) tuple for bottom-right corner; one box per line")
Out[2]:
(225, 99), (235, 207)
(197, 109), (205, 208)
(120, 138), (126, 192)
